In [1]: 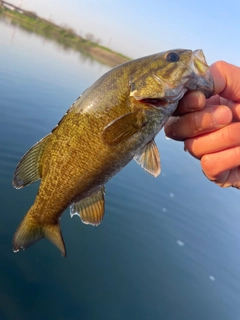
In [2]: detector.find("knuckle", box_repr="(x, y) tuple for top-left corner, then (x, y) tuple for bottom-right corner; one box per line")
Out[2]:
(186, 111), (203, 137)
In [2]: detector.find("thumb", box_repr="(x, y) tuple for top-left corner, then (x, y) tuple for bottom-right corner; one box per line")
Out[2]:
(211, 61), (240, 102)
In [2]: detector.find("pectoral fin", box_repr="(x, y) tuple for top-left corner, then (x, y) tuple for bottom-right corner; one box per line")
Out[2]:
(13, 134), (51, 189)
(134, 140), (161, 177)
(102, 110), (148, 145)
(70, 187), (105, 226)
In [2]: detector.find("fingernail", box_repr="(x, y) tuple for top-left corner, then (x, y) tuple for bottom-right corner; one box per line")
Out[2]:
(164, 117), (179, 138)
(213, 106), (232, 126)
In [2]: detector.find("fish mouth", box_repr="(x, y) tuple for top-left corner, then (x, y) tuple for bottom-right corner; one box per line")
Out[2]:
(140, 98), (168, 108)
(190, 49), (214, 98)
(139, 86), (187, 109)
(195, 68), (214, 99)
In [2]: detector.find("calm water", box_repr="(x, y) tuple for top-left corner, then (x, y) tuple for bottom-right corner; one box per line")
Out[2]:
(1, 18), (240, 320)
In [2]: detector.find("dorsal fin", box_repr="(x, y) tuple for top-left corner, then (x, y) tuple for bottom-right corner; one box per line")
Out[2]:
(134, 140), (161, 177)
(70, 187), (105, 226)
(13, 134), (51, 189)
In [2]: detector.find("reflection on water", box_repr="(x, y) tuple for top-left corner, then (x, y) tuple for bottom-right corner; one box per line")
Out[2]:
(1, 18), (240, 320)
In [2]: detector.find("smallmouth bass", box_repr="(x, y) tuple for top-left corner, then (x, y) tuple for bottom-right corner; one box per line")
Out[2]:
(12, 49), (214, 257)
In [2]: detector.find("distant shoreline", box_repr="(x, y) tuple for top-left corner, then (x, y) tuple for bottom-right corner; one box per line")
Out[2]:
(0, 2), (131, 67)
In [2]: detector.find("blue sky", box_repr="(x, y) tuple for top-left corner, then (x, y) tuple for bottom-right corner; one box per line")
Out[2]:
(9, 0), (240, 65)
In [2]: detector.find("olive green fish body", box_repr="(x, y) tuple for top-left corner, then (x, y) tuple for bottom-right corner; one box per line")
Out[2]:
(12, 49), (214, 256)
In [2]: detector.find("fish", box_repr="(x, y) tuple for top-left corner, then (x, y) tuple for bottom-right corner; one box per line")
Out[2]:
(12, 49), (214, 257)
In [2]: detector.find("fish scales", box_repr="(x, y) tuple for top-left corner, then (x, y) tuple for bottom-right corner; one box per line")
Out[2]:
(12, 49), (214, 257)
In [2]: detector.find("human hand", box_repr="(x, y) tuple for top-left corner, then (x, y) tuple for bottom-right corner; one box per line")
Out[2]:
(164, 61), (240, 188)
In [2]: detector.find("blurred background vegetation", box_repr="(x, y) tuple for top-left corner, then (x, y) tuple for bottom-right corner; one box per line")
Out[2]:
(0, 2), (130, 67)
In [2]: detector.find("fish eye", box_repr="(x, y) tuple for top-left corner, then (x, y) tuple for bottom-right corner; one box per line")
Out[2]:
(166, 52), (179, 62)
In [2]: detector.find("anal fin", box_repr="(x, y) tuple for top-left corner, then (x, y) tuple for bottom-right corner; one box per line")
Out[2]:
(70, 187), (105, 226)
(134, 140), (161, 177)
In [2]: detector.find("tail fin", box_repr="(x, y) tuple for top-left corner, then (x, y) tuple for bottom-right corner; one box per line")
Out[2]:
(13, 215), (66, 257)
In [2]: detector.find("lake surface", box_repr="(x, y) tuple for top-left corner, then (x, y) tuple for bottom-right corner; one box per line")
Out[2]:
(1, 17), (240, 320)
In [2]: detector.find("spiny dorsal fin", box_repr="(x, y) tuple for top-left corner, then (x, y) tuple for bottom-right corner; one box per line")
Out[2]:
(102, 110), (148, 146)
(134, 140), (161, 177)
(13, 134), (51, 189)
(70, 187), (105, 226)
